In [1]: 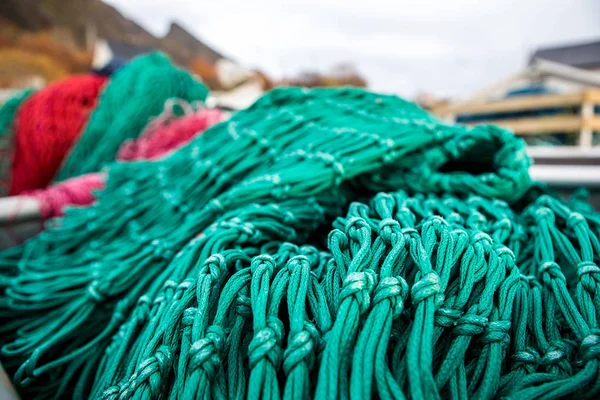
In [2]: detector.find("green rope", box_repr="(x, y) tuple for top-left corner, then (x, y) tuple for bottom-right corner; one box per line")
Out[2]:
(0, 88), (34, 195)
(1, 87), (599, 400)
(54, 52), (209, 181)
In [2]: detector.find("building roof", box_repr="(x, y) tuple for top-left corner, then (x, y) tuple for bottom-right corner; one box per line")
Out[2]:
(106, 40), (155, 61)
(530, 39), (600, 69)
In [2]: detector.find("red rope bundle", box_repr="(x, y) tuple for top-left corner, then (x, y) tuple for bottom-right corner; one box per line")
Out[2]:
(117, 107), (225, 161)
(8, 75), (107, 195)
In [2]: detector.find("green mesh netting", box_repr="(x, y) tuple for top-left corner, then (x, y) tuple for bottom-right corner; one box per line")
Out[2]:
(54, 52), (209, 182)
(0, 88), (34, 196)
(1, 87), (599, 400)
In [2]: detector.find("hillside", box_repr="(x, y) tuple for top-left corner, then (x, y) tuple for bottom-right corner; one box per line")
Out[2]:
(0, 0), (228, 66)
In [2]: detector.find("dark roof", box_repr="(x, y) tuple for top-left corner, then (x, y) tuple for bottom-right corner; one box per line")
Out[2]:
(530, 39), (600, 69)
(106, 40), (155, 61)
(163, 22), (227, 64)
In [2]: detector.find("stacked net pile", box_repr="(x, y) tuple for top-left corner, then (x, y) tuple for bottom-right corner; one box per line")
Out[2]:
(0, 89), (34, 196)
(0, 52), (209, 197)
(21, 103), (225, 220)
(0, 87), (599, 400)
(8, 75), (108, 195)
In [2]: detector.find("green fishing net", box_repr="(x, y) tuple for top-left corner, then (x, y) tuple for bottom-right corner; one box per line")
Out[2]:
(55, 53), (209, 182)
(1, 87), (599, 400)
(0, 88), (34, 196)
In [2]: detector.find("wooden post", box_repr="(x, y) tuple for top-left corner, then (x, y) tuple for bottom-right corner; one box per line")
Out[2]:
(580, 97), (594, 148)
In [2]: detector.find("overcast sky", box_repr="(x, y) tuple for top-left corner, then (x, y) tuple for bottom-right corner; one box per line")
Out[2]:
(105, 0), (600, 99)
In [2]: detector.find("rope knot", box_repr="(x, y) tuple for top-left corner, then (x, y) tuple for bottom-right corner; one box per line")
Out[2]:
(495, 246), (515, 262)
(435, 308), (463, 328)
(454, 314), (488, 336)
(101, 382), (128, 400)
(271, 184), (291, 200)
(446, 212), (464, 226)
(340, 270), (376, 314)
(345, 217), (370, 238)
(251, 255), (276, 275)
(471, 232), (493, 247)
(410, 272), (441, 305)
(540, 348), (567, 366)
(135, 295), (152, 321)
(87, 280), (106, 303)
(182, 307), (197, 327)
(188, 325), (225, 377)
(566, 212), (587, 230)
(286, 255), (309, 274)
(280, 242), (300, 254)
(519, 274), (541, 289)
(578, 334), (600, 364)
(208, 198), (223, 214)
(248, 317), (284, 369)
(131, 346), (172, 397)
(481, 320), (510, 344)
(201, 254), (227, 281)
(372, 276), (409, 318)
(378, 218), (401, 244)
(492, 217), (512, 232)
(283, 322), (319, 375)
(428, 215), (448, 227)
(512, 348), (540, 368)
(401, 227), (419, 238)
(534, 207), (555, 224)
(539, 261), (566, 283)
(151, 239), (174, 260)
(236, 291), (252, 318)
(577, 261), (600, 279)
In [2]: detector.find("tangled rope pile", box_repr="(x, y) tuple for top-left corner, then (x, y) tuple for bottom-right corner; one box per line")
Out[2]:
(20, 105), (224, 219)
(9, 75), (108, 195)
(1, 86), (599, 400)
(54, 53), (209, 182)
(0, 89), (33, 196)
(117, 100), (225, 162)
(0, 52), (209, 197)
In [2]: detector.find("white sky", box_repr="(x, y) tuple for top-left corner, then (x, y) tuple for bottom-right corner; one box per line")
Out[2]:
(105, 0), (600, 98)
